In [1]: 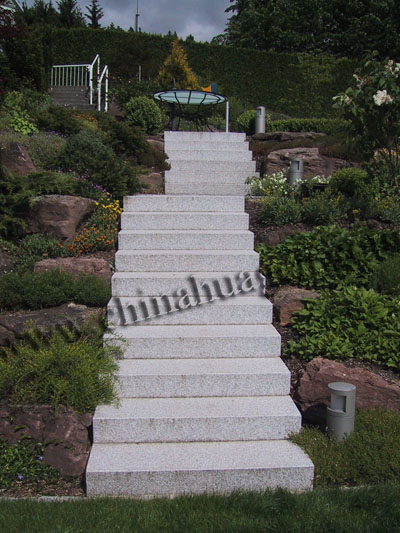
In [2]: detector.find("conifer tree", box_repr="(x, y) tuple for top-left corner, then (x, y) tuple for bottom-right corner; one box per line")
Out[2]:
(85, 0), (103, 29)
(156, 39), (200, 90)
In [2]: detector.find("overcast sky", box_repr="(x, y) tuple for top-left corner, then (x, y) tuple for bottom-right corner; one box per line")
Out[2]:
(23, 0), (230, 42)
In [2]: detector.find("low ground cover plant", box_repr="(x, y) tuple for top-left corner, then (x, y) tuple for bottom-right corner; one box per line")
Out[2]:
(257, 225), (400, 289)
(292, 409), (400, 486)
(287, 287), (400, 368)
(0, 326), (120, 412)
(0, 270), (110, 311)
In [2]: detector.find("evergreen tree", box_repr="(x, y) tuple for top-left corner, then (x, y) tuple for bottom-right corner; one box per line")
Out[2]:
(85, 0), (103, 29)
(57, 0), (85, 28)
(156, 39), (200, 90)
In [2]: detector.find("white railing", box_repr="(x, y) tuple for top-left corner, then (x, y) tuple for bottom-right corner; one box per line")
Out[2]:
(51, 54), (109, 112)
(98, 65), (109, 112)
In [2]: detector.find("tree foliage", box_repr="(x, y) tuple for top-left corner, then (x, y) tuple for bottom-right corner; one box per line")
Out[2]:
(223, 0), (400, 59)
(156, 39), (200, 90)
(85, 0), (103, 29)
(57, 0), (85, 28)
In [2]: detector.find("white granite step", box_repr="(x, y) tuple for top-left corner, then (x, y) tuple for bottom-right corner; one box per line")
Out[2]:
(120, 211), (249, 230)
(167, 149), (253, 162)
(86, 440), (314, 496)
(115, 249), (259, 272)
(115, 357), (290, 398)
(118, 230), (254, 250)
(165, 182), (249, 196)
(123, 195), (244, 212)
(93, 396), (301, 443)
(104, 324), (280, 359)
(107, 295), (272, 326)
(164, 131), (246, 143)
(111, 271), (265, 298)
(165, 170), (251, 182)
(169, 160), (256, 173)
(165, 141), (249, 152)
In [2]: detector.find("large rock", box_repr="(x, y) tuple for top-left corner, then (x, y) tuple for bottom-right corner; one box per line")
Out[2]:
(257, 224), (310, 246)
(266, 147), (351, 177)
(0, 246), (14, 274)
(0, 404), (92, 477)
(252, 132), (326, 143)
(147, 137), (165, 154)
(138, 172), (164, 194)
(28, 195), (96, 243)
(1, 142), (36, 175)
(34, 257), (112, 283)
(272, 286), (319, 326)
(0, 304), (103, 348)
(295, 357), (400, 424)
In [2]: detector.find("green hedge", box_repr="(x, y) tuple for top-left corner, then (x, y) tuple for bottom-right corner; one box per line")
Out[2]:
(45, 29), (356, 118)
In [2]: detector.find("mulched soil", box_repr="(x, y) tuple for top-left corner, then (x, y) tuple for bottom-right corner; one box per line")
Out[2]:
(1, 478), (85, 498)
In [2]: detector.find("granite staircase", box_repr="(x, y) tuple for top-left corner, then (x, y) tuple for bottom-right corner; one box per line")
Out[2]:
(49, 86), (95, 111)
(86, 131), (314, 497)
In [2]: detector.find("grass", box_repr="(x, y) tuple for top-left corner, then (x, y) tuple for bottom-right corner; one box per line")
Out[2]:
(291, 409), (400, 487)
(0, 486), (399, 532)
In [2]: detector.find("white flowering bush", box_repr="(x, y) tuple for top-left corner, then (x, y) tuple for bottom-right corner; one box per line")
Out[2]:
(333, 56), (400, 182)
(247, 171), (291, 196)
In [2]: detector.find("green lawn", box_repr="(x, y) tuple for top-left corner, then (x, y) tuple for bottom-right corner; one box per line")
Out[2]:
(0, 485), (399, 533)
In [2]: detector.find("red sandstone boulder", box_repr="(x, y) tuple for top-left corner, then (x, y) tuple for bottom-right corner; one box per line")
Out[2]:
(272, 286), (320, 326)
(1, 142), (36, 175)
(28, 195), (96, 243)
(34, 257), (112, 283)
(0, 404), (92, 477)
(295, 357), (400, 424)
(266, 147), (351, 177)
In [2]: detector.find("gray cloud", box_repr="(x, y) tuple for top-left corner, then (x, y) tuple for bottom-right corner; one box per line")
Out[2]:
(24, 0), (230, 41)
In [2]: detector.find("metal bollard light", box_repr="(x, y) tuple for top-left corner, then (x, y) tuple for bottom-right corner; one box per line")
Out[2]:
(255, 106), (266, 134)
(287, 157), (304, 186)
(326, 382), (356, 441)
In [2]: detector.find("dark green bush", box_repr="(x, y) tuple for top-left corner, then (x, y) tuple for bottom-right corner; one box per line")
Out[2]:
(267, 118), (349, 135)
(237, 109), (258, 135)
(124, 96), (163, 133)
(111, 79), (160, 105)
(58, 130), (140, 198)
(287, 286), (400, 369)
(36, 104), (82, 135)
(257, 225), (400, 289)
(0, 270), (110, 311)
(370, 254), (400, 296)
(0, 327), (119, 412)
(258, 196), (301, 227)
(300, 193), (346, 225)
(13, 233), (69, 271)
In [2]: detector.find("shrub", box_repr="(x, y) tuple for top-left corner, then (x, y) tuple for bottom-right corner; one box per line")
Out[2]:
(372, 195), (400, 224)
(111, 79), (160, 106)
(95, 114), (149, 160)
(0, 270), (110, 311)
(237, 110), (257, 135)
(2, 91), (38, 134)
(247, 171), (290, 197)
(0, 327), (120, 412)
(287, 286), (400, 369)
(124, 96), (163, 134)
(36, 104), (82, 135)
(257, 225), (400, 289)
(157, 38), (200, 90)
(300, 193), (346, 225)
(13, 233), (69, 271)
(258, 196), (301, 227)
(266, 118), (349, 135)
(328, 168), (379, 219)
(370, 254), (400, 296)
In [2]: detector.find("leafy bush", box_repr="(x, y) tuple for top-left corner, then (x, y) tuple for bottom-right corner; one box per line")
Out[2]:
(373, 195), (400, 224)
(300, 193), (346, 225)
(328, 167), (378, 218)
(0, 270), (110, 311)
(237, 110), (259, 135)
(124, 96), (163, 134)
(0, 327), (119, 412)
(69, 194), (122, 255)
(58, 130), (140, 198)
(36, 104), (82, 135)
(258, 196), (301, 227)
(13, 233), (69, 271)
(2, 91), (39, 134)
(0, 437), (60, 491)
(292, 409), (400, 486)
(287, 286), (400, 369)
(370, 254), (400, 296)
(266, 118), (349, 135)
(257, 225), (400, 289)
(111, 79), (160, 106)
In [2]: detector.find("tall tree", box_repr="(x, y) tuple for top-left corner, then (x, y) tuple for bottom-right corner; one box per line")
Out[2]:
(17, 0), (58, 27)
(57, 0), (85, 28)
(157, 39), (200, 89)
(85, 0), (103, 29)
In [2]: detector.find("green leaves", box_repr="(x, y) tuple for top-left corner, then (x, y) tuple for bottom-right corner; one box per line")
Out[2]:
(287, 287), (400, 369)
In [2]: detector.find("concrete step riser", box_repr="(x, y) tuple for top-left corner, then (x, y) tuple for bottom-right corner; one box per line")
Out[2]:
(164, 131), (246, 143)
(118, 231), (254, 250)
(112, 271), (265, 298)
(165, 141), (250, 152)
(165, 172), (249, 184)
(123, 195), (244, 212)
(120, 213), (249, 230)
(116, 372), (289, 398)
(94, 415), (301, 444)
(165, 183), (249, 196)
(167, 150), (252, 162)
(114, 251), (259, 273)
(107, 297), (272, 326)
(170, 161), (256, 172)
